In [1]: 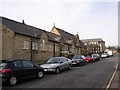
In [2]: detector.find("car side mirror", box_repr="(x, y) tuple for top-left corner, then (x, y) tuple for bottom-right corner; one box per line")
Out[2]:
(33, 64), (38, 67)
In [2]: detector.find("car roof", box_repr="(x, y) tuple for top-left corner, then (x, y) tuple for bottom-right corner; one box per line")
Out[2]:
(51, 57), (67, 59)
(1, 59), (30, 63)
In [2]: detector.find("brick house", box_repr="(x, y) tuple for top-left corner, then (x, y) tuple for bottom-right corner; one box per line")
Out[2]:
(0, 16), (105, 63)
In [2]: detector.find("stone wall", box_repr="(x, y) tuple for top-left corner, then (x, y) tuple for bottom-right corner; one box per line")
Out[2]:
(13, 34), (31, 60)
(0, 24), (2, 60)
(2, 25), (14, 60)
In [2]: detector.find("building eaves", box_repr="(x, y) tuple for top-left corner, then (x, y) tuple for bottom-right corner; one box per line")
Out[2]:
(1, 16), (44, 37)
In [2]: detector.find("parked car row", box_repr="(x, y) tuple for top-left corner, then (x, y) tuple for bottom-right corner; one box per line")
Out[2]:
(1, 54), (102, 86)
(40, 54), (101, 73)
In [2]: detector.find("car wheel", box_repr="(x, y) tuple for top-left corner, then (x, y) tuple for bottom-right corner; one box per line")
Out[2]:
(56, 67), (60, 74)
(37, 71), (44, 79)
(68, 65), (71, 70)
(9, 76), (17, 86)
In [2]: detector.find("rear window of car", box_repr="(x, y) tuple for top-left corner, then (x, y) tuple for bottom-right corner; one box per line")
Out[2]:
(73, 55), (85, 59)
(0, 63), (8, 68)
(13, 61), (23, 67)
(47, 58), (60, 64)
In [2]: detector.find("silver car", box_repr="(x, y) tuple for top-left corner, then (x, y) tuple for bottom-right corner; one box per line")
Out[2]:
(40, 57), (72, 74)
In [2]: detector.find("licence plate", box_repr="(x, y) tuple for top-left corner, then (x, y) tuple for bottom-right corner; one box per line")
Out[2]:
(72, 62), (76, 64)
(44, 69), (47, 71)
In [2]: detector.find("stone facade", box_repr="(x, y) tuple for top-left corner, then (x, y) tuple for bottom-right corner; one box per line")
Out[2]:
(0, 17), (106, 64)
(2, 25), (14, 60)
(51, 26), (84, 56)
(0, 24), (2, 60)
(81, 38), (105, 55)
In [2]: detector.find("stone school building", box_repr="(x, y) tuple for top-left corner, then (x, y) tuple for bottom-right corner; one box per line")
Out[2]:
(0, 17), (86, 63)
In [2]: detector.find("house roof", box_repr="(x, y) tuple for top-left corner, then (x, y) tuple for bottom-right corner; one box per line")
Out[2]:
(46, 31), (61, 42)
(55, 27), (74, 40)
(81, 38), (105, 42)
(53, 26), (86, 47)
(79, 41), (86, 48)
(1, 16), (44, 37)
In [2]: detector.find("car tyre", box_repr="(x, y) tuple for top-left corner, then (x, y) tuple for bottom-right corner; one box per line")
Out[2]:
(68, 65), (71, 70)
(56, 67), (60, 74)
(37, 71), (44, 79)
(9, 76), (17, 86)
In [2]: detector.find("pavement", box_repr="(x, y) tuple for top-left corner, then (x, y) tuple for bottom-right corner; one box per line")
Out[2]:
(110, 69), (119, 88)
(109, 55), (119, 89)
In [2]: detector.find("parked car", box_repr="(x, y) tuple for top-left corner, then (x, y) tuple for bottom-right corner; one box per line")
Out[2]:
(72, 55), (86, 66)
(84, 56), (95, 63)
(40, 57), (72, 74)
(0, 59), (44, 86)
(101, 53), (108, 58)
(91, 54), (100, 61)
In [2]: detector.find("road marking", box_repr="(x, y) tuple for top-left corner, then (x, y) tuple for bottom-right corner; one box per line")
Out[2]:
(105, 63), (118, 90)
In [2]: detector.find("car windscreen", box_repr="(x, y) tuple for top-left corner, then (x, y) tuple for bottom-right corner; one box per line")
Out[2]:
(47, 58), (60, 64)
(103, 53), (107, 55)
(73, 55), (83, 59)
(92, 54), (97, 57)
(73, 55), (80, 59)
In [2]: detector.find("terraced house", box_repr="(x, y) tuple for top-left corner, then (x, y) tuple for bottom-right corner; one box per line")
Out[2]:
(0, 17), (85, 63)
(51, 26), (86, 55)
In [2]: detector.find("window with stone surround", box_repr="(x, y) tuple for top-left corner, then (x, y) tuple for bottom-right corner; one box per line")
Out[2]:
(55, 46), (59, 52)
(23, 41), (29, 50)
(40, 39), (47, 51)
(49, 45), (53, 51)
(32, 42), (38, 50)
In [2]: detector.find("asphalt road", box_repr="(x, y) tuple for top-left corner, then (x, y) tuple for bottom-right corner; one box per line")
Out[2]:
(3, 55), (118, 89)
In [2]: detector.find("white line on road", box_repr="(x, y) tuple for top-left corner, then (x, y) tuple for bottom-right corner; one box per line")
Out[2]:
(105, 63), (118, 90)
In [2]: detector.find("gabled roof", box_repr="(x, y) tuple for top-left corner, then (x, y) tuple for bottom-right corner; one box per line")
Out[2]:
(54, 26), (79, 44)
(79, 41), (86, 48)
(1, 16), (44, 37)
(46, 31), (61, 42)
(55, 27), (75, 40)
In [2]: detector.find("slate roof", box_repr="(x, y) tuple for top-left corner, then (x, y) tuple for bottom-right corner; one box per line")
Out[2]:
(79, 41), (86, 48)
(55, 27), (74, 40)
(1, 16), (44, 37)
(54, 26), (86, 48)
(46, 31), (61, 42)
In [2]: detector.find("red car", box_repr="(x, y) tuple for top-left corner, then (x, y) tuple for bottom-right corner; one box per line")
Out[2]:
(84, 56), (94, 63)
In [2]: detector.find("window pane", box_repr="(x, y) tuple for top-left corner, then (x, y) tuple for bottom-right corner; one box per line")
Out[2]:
(21, 61), (33, 67)
(23, 41), (26, 49)
(13, 61), (22, 67)
(35, 42), (38, 50)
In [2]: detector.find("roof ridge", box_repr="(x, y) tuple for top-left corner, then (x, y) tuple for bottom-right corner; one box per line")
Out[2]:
(1, 16), (44, 32)
(55, 27), (74, 36)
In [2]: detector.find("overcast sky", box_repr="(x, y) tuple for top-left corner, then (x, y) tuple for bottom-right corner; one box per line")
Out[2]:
(0, 0), (118, 46)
